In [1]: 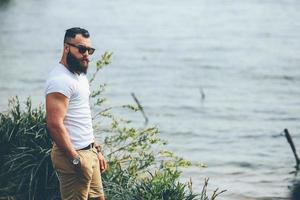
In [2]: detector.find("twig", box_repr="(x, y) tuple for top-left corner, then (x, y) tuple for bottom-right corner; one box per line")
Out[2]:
(131, 93), (149, 126)
(284, 128), (300, 171)
(200, 87), (205, 101)
(107, 127), (156, 156)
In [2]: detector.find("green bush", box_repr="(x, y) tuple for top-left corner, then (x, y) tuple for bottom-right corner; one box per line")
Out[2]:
(0, 53), (225, 200)
(0, 97), (59, 199)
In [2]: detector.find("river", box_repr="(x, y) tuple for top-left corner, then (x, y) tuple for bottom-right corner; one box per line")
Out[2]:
(0, 0), (300, 199)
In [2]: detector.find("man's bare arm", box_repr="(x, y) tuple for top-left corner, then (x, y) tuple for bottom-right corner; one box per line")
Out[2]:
(94, 142), (108, 172)
(46, 93), (78, 160)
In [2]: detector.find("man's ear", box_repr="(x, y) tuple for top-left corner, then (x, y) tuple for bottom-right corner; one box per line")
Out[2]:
(63, 44), (69, 54)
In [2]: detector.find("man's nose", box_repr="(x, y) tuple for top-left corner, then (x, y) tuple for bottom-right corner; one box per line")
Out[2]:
(83, 50), (89, 57)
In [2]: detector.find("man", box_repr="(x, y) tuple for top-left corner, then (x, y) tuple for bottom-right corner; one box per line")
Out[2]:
(45, 27), (107, 200)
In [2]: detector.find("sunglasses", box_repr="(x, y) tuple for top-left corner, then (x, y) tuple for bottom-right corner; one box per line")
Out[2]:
(66, 43), (95, 55)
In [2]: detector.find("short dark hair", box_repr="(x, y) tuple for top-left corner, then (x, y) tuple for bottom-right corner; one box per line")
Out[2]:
(64, 27), (90, 43)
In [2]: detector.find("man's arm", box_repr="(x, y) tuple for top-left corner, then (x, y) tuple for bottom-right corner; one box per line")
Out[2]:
(46, 92), (78, 160)
(94, 142), (108, 172)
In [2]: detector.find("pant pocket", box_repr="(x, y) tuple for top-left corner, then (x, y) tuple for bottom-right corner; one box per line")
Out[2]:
(51, 148), (75, 174)
(77, 150), (94, 180)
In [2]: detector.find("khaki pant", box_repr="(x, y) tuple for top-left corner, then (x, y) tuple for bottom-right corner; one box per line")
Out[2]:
(51, 144), (105, 200)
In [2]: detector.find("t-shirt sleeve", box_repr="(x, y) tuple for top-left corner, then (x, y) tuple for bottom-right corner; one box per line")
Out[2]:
(45, 77), (74, 98)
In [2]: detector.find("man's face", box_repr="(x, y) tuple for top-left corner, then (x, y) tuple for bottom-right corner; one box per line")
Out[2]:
(65, 34), (93, 74)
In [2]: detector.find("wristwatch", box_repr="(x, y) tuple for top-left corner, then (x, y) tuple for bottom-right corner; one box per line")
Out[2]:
(72, 155), (80, 165)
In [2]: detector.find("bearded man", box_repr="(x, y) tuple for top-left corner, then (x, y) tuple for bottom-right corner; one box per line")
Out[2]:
(45, 27), (107, 200)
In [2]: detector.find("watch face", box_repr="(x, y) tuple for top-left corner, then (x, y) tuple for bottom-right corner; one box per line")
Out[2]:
(73, 156), (80, 165)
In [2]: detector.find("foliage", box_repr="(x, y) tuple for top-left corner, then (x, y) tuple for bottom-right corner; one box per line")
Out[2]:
(0, 52), (224, 200)
(0, 97), (59, 199)
(130, 170), (198, 200)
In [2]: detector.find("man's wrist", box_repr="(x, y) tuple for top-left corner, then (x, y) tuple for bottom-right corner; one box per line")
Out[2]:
(95, 145), (102, 153)
(71, 155), (80, 165)
(68, 150), (80, 165)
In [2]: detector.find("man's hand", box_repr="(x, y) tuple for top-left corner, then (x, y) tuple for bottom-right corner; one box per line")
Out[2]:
(97, 152), (107, 173)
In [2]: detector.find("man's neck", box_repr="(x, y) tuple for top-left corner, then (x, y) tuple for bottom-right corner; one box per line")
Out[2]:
(59, 61), (81, 75)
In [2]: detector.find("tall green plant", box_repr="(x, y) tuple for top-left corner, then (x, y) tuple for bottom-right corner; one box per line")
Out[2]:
(0, 97), (59, 199)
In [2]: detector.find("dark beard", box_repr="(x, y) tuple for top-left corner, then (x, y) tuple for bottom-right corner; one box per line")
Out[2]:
(66, 52), (88, 75)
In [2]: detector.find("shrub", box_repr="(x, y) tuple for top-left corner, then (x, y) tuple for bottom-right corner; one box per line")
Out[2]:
(0, 97), (58, 199)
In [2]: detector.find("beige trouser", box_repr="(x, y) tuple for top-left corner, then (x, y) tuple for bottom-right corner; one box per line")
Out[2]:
(51, 143), (105, 200)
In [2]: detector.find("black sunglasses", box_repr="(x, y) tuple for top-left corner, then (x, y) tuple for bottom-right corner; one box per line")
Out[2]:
(66, 43), (95, 55)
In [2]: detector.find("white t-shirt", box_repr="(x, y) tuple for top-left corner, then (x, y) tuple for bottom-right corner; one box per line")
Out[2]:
(45, 64), (94, 150)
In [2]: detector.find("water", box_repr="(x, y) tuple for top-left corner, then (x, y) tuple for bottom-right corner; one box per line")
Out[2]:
(1, 0), (300, 199)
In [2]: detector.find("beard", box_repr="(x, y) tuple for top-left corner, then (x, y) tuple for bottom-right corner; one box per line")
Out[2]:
(66, 51), (89, 75)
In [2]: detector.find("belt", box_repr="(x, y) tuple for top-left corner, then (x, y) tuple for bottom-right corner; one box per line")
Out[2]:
(79, 143), (94, 150)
